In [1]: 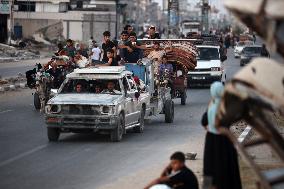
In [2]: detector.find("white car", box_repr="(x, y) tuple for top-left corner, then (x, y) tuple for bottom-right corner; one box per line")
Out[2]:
(234, 41), (254, 58)
(188, 45), (227, 86)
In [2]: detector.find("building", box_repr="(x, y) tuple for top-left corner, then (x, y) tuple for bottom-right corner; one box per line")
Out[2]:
(13, 0), (117, 43)
(0, 0), (11, 43)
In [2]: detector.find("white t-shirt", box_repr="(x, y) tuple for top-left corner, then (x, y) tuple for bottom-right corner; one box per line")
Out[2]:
(91, 47), (101, 60)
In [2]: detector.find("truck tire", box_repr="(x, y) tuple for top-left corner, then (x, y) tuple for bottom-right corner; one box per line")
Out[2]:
(47, 127), (60, 142)
(110, 114), (124, 142)
(181, 91), (186, 105)
(134, 109), (145, 133)
(165, 100), (174, 123)
(34, 92), (41, 110)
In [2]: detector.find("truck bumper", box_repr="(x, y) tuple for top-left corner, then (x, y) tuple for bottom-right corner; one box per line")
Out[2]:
(45, 114), (119, 130)
(187, 74), (222, 85)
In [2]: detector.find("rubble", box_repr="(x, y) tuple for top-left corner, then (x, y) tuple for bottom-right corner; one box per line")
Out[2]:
(0, 43), (41, 63)
(0, 73), (27, 93)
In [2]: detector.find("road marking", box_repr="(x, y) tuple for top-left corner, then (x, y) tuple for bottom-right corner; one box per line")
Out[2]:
(0, 144), (48, 168)
(238, 126), (252, 143)
(0, 110), (13, 114)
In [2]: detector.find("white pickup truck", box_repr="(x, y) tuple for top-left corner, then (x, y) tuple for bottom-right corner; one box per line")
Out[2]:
(45, 66), (151, 142)
(188, 45), (227, 86)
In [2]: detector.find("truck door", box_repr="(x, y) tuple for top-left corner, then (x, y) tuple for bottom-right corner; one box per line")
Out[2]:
(123, 77), (139, 126)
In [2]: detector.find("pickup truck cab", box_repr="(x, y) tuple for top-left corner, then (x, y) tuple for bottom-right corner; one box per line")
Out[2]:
(187, 45), (226, 86)
(45, 66), (150, 142)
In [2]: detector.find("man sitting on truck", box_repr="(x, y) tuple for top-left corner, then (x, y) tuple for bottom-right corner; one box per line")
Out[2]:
(120, 32), (145, 63)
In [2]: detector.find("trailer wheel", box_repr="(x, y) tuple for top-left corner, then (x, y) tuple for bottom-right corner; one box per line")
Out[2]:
(165, 100), (174, 123)
(181, 91), (186, 105)
(34, 92), (41, 110)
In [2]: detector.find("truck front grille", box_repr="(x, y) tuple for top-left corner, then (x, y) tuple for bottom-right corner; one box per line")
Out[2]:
(61, 105), (101, 115)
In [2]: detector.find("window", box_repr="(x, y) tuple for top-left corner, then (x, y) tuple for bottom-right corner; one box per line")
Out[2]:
(198, 47), (219, 60)
(16, 1), (36, 12)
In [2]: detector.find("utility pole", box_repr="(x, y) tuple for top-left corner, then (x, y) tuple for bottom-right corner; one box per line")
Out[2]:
(8, 0), (14, 45)
(201, 0), (210, 34)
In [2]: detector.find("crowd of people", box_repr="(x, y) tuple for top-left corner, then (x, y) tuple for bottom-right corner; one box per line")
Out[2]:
(39, 25), (175, 90)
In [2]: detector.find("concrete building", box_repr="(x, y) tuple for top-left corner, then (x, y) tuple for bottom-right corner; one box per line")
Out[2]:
(13, 0), (117, 43)
(0, 0), (10, 43)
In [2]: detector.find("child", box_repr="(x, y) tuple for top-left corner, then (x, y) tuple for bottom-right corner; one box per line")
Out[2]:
(144, 152), (199, 189)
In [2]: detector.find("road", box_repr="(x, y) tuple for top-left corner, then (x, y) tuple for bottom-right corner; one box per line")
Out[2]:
(0, 58), (50, 78)
(0, 49), (242, 189)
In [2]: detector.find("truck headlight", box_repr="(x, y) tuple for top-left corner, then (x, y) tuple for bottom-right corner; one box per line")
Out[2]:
(211, 67), (220, 71)
(46, 105), (61, 114)
(102, 106), (110, 114)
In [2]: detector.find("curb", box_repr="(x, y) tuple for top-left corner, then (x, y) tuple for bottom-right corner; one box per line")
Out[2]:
(0, 82), (27, 92)
(238, 126), (252, 143)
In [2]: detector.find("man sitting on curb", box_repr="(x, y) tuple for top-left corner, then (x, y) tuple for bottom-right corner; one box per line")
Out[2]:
(144, 152), (199, 189)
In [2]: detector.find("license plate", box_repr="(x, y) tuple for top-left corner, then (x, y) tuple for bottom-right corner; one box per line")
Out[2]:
(192, 76), (205, 80)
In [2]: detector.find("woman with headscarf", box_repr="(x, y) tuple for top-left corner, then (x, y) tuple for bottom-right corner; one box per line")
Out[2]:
(201, 82), (242, 189)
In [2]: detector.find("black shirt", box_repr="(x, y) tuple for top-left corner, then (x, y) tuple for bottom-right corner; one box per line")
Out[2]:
(123, 41), (143, 63)
(149, 33), (161, 39)
(165, 166), (199, 189)
(110, 59), (118, 66)
(102, 41), (116, 62)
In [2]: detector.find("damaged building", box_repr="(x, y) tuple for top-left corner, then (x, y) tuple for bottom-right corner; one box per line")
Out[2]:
(7, 0), (117, 43)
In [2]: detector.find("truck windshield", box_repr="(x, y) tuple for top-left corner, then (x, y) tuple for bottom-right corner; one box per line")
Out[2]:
(243, 47), (262, 54)
(60, 79), (121, 95)
(197, 47), (219, 60)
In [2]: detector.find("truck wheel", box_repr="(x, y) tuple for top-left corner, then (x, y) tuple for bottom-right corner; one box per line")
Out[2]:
(110, 114), (124, 142)
(134, 109), (145, 133)
(165, 100), (174, 123)
(34, 92), (41, 110)
(181, 91), (186, 105)
(47, 128), (60, 142)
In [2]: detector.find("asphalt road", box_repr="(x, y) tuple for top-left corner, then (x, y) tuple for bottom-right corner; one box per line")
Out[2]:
(0, 49), (242, 189)
(0, 58), (50, 78)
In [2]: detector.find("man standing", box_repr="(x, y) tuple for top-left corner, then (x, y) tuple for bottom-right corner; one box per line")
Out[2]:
(124, 25), (133, 35)
(144, 152), (199, 189)
(122, 32), (145, 63)
(90, 41), (101, 65)
(102, 31), (116, 62)
(148, 26), (161, 39)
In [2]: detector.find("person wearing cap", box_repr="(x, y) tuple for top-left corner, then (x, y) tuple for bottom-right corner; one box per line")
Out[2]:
(148, 26), (160, 39)
(121, 32), (145, 63)
(102, 31), (116, 62)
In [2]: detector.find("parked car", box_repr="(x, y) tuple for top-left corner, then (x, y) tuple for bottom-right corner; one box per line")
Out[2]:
(240, 45), (262, 66)
(234, 41), (253, 58)
(188, 45), (227, 86)
(45, 66), (151, 142)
